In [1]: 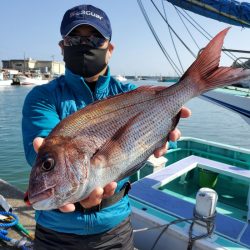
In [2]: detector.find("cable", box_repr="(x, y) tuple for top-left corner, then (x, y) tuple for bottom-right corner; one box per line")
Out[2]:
(174, 6), (200, 50)
(175, 6), (242, 63)
(134, 209), (216, 250)
(137, 0), (183, 76)
(150, 217), (193, 250)
(0, 211), (33, 249)
(151, 0), (197, 58)
(161, 0), (185, 73)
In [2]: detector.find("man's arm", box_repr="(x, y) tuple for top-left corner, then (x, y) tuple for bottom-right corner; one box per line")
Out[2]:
(22, 85), (60, 166)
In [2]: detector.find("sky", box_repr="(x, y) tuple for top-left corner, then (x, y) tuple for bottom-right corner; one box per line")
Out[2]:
(1, 0), (250, 76)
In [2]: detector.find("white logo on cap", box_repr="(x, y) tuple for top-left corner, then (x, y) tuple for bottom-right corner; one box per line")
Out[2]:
(70, 10), (103, 20)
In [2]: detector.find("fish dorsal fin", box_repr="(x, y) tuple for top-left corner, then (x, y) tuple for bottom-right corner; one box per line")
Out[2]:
(91, 112), (142, 168)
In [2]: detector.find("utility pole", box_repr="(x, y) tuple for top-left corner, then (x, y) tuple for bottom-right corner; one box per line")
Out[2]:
(51, 55), (55, 76)
(23, 52), (26, 73)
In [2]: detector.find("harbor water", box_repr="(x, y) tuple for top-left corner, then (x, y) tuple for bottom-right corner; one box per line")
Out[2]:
(0, 81), (249, 191)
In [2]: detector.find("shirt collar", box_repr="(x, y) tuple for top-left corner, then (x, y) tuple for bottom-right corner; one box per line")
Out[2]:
(64, 67), (111, 95)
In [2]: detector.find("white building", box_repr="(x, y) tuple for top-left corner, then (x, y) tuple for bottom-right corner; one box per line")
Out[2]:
(2, 58), (65, 76)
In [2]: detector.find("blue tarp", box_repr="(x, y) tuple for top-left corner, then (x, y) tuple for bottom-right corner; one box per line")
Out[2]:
(166, 0), (250, 28)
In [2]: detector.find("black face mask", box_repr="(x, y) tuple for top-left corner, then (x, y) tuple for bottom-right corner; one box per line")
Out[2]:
(64, 45), (108, 78)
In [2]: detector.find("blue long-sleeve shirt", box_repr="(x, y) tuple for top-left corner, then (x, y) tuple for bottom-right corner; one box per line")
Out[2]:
(22, 67), (136, 235)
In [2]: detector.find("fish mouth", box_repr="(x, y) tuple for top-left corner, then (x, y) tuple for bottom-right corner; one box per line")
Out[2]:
(28, 187), (55, 205)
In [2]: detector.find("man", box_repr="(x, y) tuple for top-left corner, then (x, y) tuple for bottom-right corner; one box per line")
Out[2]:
(22, 4), (191, 250)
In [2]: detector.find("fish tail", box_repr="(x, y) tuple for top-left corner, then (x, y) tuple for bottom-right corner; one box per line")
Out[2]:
(181, 27), (250, 94)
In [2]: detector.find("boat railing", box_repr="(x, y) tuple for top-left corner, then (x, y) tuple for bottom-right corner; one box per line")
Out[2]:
(198, 48), (250, 65)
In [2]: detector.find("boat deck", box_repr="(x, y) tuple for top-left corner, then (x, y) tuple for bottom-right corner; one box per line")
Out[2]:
(130, 155), (250, 243)
(130, 137), (250, 249)
(0, 179), (35, 249)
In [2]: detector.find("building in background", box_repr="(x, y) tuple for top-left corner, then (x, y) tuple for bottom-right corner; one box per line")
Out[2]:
(1, 58), (65, 77)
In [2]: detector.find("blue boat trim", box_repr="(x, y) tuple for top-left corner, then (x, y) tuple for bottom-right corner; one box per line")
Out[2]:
(201, 94), (250, 119)
(240, 224), (250, 246)
(166, 0), (250, 28)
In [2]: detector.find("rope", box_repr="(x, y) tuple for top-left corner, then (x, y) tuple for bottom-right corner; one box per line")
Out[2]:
(161, 0), (185, 74)
(0, 211), (18, 241)
(175, 6), (243, 63)
(0, 211), (33, 250)
(138, 0), (249, 77)
(137, 0), (182, 76)
(151, 0), (197, 58)
(150, 217), (194, 250)
(174, 6), (201, 50)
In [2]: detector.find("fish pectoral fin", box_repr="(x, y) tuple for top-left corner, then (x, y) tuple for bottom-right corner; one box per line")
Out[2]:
(118, 161), (148, 181)
(91, 154), (107, 168)
(166, 111), (181, 141)
(172, 110), (181, 129)
(91, 112), (142, 166)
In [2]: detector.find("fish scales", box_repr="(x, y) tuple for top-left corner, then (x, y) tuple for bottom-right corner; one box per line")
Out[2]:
(53, 88), (160, 137)
(55, 88), (166, 155)
(97, 85), (190, 179)
(27, 28), (250, 210)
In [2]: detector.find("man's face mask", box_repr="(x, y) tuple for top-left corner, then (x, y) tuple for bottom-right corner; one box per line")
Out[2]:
(63, 44), (108, 78)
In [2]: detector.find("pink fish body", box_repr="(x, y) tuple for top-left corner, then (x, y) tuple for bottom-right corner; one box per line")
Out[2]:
(28, 28), (250, 210)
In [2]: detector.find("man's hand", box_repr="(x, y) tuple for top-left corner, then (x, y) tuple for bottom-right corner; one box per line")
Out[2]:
(33, 106), (191, 212)
(153, 106), (191, 157)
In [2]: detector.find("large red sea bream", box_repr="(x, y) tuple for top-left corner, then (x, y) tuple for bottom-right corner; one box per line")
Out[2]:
(27, 28), (250, 210)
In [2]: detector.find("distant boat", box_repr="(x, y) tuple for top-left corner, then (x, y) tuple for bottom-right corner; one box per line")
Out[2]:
(0, 71), (13, 86)
(158, 76), (179, 83)
(13, 75), (49, 86)
(133, 76), (142, 81)
(114, 75), (127, 82)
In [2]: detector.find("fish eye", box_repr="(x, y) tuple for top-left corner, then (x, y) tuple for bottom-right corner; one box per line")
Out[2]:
(41, 157), (55, 172)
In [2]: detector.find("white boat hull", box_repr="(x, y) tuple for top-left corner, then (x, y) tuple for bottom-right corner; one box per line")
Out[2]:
(114, 75), (127, 82)
(0, 80), (12, 86)
(16, 76), (49, 85)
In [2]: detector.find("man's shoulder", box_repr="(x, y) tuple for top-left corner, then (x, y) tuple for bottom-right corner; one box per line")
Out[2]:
(109, 76), (136, 94)
(26, 76), (65, 98)
(23, 76), (66, 107)
(36, 75), (66, 91)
